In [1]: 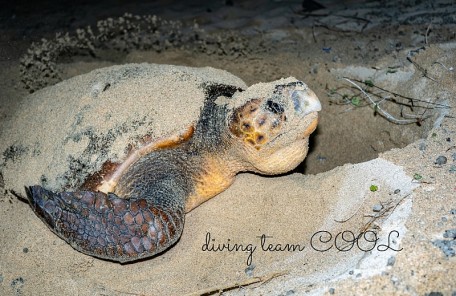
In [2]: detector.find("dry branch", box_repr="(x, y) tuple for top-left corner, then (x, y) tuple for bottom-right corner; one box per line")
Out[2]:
(343, 78), (419, 124)
(184, 271), (289, 296)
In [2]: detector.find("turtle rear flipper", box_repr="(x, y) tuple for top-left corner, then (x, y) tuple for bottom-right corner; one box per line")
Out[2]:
(26, 185), (184, 262)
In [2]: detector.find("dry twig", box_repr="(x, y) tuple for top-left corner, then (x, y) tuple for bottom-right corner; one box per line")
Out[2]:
(111, 271), (288, 296)
(334, 201), (363, 223)
(347, 78), (450, 109)
(433, 61), (454, 72)
(343, 78), (419, 124)
(336, 194), (411, 251)
(359, 193), (411, 234)
(406, 56), (438, 82)
(425, 22), (432, 45)
(184, 271), (289, 296)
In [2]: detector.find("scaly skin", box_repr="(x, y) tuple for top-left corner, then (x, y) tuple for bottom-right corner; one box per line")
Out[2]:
(27, 186), (184, 262)
(26, 80), (321, 262)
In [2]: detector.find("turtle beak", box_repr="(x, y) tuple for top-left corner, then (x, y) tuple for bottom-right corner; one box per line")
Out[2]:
(291, 88), (321, 117)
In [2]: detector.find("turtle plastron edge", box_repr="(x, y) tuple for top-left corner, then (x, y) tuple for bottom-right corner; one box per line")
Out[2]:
(83, 125), (195, 194)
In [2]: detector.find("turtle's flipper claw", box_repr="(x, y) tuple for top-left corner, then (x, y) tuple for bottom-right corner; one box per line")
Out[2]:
(26, 185), (184, 262)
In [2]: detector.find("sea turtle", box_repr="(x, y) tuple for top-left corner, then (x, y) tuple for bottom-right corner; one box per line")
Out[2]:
(1, 63), (321, 262)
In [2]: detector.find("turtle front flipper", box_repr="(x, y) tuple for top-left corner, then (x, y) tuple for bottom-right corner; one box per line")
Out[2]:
(26, 185), (184, 262)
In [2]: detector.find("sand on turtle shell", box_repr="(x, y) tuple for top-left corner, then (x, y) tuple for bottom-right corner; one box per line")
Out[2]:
(0, 63), (247, 197)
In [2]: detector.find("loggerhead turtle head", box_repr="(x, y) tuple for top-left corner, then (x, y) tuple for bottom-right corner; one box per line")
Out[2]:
(228, 78), (321, 174)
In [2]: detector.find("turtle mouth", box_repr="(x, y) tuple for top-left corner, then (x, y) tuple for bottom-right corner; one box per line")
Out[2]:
(302, 113), (319, 138)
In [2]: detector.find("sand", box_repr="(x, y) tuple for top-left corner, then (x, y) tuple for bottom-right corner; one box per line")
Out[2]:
(1, 1), (455, 295)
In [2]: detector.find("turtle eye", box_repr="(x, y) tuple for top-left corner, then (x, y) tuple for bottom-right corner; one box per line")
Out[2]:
(265, 100), (284, 114)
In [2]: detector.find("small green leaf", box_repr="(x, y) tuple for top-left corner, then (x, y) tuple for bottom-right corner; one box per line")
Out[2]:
(370, 185), (378, 192)
(351, 96), (361, 106)
(413, 173), (422, 180)
(364, 80), (374, 87)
